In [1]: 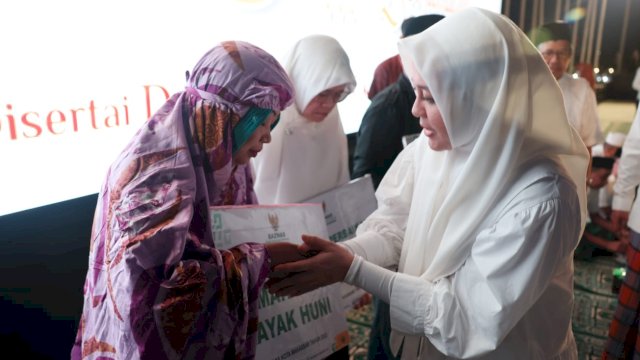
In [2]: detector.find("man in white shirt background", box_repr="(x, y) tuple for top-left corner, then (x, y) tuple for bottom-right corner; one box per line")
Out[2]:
(531, 22), (604, 158)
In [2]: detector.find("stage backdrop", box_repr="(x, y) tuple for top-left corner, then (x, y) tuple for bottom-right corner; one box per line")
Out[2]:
(0, 0), (501, 216)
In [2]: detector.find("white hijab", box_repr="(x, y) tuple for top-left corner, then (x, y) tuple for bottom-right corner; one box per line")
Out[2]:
(253, 35), (357, 204)
(396, 8), (589, 281)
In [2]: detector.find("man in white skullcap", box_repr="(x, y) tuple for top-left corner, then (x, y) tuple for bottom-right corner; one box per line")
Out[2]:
(531, 22), (604, 158)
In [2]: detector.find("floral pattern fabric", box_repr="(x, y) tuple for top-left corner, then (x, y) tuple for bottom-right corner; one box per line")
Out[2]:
(71, 41), (294, 359)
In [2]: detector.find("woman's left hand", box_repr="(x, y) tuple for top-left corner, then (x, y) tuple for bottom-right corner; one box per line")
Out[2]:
(266, 234), (354, 297)
(264, 242), (306, 269)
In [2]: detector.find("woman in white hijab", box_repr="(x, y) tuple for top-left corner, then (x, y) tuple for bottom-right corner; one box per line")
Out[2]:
(252, 35), (357, 204)
(267, 8), (589, 359)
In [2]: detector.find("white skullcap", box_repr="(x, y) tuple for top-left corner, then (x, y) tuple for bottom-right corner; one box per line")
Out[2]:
(605, 132), (626, 147)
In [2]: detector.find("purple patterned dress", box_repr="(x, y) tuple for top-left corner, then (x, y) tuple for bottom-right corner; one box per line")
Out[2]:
(71, 41), (294, 360)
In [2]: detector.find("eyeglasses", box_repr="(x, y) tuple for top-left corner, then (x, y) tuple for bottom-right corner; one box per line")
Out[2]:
(540, 49), (571, 60)
(313, 88), (349, 104)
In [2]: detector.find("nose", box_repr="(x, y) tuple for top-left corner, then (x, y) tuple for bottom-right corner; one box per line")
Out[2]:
(548, 55), (562, 65)
(319, 97), (338, 108)
(261, 131), (271, 144)
(411, 97), (426, 122)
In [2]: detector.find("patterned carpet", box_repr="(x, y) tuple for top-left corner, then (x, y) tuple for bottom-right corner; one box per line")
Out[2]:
(573, 255), (624, 359)
(346, 304), (374, 359)
(344, 255), (625, 360)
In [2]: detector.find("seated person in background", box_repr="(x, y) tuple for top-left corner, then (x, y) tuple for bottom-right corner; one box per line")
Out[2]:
(253, 35), (357, 204)
(352, 14), (444, 189)
(71, 41), (303, 359)
(576, 132), (629, 258)
(576, 156), (628, 258)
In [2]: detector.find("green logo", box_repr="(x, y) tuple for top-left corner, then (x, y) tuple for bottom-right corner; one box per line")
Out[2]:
(212, 213), (222, 230)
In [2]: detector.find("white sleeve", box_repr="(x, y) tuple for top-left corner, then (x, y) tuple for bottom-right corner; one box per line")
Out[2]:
(388, 186), (580, 358)
(343, 255), (397, 303)
(341, 143), (415, 268)
(613, 109), (640, 211)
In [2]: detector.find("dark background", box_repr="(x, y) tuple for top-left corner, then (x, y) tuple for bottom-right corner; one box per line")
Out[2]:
(505, 0), (640, 101)
(505, 0), (640, 69)
(0, 194), (96, 359)
(2, 1), (640, 359)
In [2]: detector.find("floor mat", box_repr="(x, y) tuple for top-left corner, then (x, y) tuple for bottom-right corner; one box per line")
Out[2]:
(346, 304), (374, 360)
(574, 256), (622, 359)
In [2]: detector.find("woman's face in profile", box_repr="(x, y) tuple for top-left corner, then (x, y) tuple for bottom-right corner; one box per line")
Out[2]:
(232, 112), (279, 165)
(406, 60), (451, 151)
(301, 84), (348, 122)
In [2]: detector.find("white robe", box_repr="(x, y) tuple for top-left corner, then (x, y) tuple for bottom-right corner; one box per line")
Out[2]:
(252, 35), (356, 204)
(558, 74), (604, 147)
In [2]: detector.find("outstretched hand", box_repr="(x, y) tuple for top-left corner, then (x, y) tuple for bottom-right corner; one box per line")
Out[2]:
(266, 235), (354, 297)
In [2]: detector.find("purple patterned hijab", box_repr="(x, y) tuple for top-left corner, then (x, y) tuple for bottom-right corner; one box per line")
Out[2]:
(71, 41), (294, 360)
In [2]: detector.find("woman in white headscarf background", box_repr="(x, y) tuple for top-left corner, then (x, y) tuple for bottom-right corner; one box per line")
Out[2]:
(267, 8), (589, 359)
(253, 35), (357, 204)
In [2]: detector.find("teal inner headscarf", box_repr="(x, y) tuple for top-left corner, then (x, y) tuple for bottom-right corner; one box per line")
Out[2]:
(232, 107), (279, 153)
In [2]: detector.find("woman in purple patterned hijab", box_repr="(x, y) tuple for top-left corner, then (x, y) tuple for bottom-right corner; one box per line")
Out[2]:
(71, 41), (297, 359)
